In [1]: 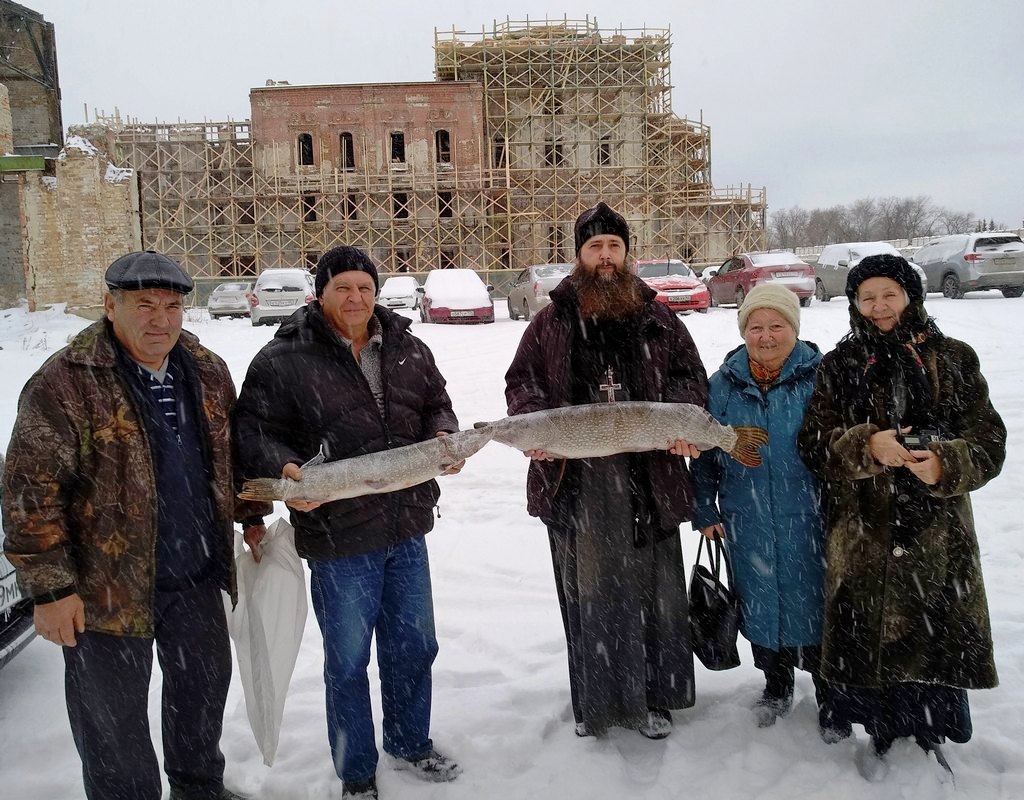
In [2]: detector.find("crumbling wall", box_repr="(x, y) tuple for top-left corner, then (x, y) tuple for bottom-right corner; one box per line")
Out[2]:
(0, 82), (12, 154)
(21, 137), (140, 312)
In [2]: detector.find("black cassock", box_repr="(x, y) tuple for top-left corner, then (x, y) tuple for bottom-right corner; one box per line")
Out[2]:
(547, 314), (695, 734)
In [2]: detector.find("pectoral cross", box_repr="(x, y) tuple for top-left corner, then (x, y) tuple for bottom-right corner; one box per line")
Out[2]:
(599, 367), (622, 403)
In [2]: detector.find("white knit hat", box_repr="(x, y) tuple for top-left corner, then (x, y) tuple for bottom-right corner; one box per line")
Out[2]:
(737, 283), (801, 335)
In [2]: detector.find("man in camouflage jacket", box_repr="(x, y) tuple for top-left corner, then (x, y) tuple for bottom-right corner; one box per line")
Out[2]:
(2, 252), (269, 800)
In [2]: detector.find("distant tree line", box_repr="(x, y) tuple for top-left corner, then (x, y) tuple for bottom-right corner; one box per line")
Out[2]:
(768, 195), (1008, 250)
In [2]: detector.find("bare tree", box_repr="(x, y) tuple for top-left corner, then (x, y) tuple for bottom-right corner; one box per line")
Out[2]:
(936, 208), (975, 234)
(846, 198), (878, 241)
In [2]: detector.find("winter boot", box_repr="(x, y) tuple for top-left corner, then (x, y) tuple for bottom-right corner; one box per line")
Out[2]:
(917, 737), (955, 784)
(170, 788), (248, 800)
(638, 708), (673, 740)
(342, 776), (378, 799)
(394, 749), (462, 783)
(753, 690), (793, 728)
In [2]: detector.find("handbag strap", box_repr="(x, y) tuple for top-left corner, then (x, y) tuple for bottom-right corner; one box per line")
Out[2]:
(696, 534), (733, 588)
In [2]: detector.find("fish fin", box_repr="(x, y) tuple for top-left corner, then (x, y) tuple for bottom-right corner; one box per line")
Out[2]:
(301, 446), (326, 469)
(729, 425), (769, 468)
(365, 479), (390, 490)
(238, 478), (283, 502)
(472, 421), (492, 429)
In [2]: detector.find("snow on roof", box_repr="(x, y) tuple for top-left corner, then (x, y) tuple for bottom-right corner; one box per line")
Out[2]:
(57, 135), (100, 161)
(104, 163), (134, 184)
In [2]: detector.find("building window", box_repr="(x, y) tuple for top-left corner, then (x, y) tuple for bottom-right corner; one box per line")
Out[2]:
(297, 133), (314, 166)
(391, 132), (406, 163)
(340, 132), (355, 170)
(598, 135), (613, 166)
(239, 202), (256, 225)
(393, 192), (410, 219)
(437, 191), (453, 218)
(395, 247), (415, 272)
(303, 252), (319, 269)
(547, 225), (563, 261)
(238, 255), (257, 276)
(493, 135), (506, 169)
(543, 139), (564, 167)
(217, 256), (234, 277)
(302, 194), (318, 223)
(435, 129), (451, 163)
(344, 193), (359, 220)
(440, 248), (457, 270)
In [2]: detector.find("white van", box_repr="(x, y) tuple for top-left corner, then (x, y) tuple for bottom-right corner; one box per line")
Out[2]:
(814, 242), (927, 301)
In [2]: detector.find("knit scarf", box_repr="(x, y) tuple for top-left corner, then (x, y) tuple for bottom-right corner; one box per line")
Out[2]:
(748, 358), (782, 393)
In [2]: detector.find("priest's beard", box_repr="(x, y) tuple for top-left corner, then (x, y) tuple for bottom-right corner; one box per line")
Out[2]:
(571, 261), (643, 320)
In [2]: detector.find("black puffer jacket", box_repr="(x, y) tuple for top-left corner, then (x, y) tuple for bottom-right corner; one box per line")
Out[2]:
(234, 303), (459, 559)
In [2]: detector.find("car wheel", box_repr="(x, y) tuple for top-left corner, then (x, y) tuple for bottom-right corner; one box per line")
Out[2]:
(1001, 287), (1024, 298)
(942, 273), (965, 299)
(815, 280), (830, 302)
(507, 298), (518, 320)
(522, 301), (531, 322)
(420, 306), (430, 323)
(250, 318), (260, 327)
(735, 287), (745, 308)
(696, 306), (709, 314)
(799, 295), (812, 308)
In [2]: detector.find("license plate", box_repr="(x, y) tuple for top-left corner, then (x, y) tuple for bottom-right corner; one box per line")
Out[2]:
(450, 310), (474, 318)
(993, 257), (1018, 267)
(668, 293), (691, 301)
(774, 271), (799, 278)
(268, 299), (294, 307)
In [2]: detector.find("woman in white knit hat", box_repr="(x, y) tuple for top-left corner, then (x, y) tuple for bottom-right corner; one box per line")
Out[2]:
(691, 284), (847, 741)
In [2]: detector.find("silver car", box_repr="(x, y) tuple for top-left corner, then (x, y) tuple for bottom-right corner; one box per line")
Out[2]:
(913, 232), (1024, 299)
(814, 242), (928, 301)
(250, 268), (315, 326)
(207, 281), (252, 319)
(507, 262), (573, 320)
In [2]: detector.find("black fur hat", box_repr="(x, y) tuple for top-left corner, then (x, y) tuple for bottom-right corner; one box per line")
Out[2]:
(315, 246), (379, 297)
(846, 254), (923, 303)
(573, 202), (630, 255)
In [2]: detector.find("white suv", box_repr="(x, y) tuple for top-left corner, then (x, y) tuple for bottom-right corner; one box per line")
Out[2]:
(913, 232), (1024, 299)
(249, 268), (315, 326)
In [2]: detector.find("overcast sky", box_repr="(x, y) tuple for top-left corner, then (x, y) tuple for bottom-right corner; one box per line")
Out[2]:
(26, 0), (1024, 227)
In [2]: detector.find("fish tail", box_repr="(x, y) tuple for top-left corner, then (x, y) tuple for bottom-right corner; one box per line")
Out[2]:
(729, 426), (769, 467)
(238, 478), (284, 502)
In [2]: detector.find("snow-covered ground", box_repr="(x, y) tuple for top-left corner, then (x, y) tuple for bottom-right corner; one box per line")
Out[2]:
(0, 293), (1021, 800)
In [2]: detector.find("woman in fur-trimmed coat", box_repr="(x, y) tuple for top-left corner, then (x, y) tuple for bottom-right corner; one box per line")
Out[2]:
(797, 254), (1005, 773)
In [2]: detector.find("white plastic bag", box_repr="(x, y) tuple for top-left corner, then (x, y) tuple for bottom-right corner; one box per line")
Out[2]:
(227, 518), (307, 766)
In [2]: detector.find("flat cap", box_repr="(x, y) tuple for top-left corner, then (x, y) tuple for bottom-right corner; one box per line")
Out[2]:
(104, 251), (194, 294)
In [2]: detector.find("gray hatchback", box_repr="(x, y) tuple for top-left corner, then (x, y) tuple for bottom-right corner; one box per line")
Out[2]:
(914, 232), (1024, 299)
(507, 262), (573, 320)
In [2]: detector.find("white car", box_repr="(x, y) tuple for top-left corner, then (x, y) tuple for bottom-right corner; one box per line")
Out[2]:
(378, 276), (422, 310)
(419, 269), (495, 324)
(249, 268), (315, 326)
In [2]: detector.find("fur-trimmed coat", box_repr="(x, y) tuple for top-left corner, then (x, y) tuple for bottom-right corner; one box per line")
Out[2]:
(797, 332), (1004, 689)
(1, 321), (270, 637)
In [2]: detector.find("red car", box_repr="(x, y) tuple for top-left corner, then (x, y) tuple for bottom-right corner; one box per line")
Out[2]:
(706, 252), (816, 308)
(634, 259), (710, 313)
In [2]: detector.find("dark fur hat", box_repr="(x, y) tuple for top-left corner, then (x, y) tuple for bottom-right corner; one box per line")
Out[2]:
(846, 254), (923, 303)
(315, 246), (379, 297)
(573, 202), (630, 255)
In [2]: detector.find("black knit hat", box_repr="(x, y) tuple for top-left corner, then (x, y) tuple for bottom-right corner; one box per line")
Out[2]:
(574, 202), (630, 255)
(315, 246), (379, 297)
(105, 251), (193, 294)
(846, 254), (923, 303)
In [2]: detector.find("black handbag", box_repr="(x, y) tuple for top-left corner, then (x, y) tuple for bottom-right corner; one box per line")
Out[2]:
(688, 535), (741, 671)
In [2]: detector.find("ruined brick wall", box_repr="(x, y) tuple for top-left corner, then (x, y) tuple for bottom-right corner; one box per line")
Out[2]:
(21, 139), (140, 311)
(0, 82), (12, 154)
(0, 178), (24, 305)
(0, 2), (62, 148)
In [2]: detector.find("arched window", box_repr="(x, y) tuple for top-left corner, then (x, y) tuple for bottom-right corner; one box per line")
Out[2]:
(435, 130), (451, 163)
(340, 132), (355, 169)
(297, 133), (314, 166)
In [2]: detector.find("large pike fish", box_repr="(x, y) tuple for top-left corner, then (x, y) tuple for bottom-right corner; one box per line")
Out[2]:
(477, 402), (768, 467)
(237, 427), (494, 503)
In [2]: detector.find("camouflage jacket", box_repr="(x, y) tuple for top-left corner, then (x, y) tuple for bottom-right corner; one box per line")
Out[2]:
(1, 320), (271, 637)
(798, 333), (1004, 689)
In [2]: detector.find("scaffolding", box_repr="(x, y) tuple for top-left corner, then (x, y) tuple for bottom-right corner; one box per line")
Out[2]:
(434, 15), (767, 263)
(80, 16), (766, 286)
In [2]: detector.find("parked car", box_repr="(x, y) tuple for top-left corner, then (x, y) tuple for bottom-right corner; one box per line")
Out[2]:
(634, 258), (710, 314)
(913, 232), (1024, 299)
(506, 262), (573, 320)
(206, 281), (252, 318)
(707, 252), (816, 308)
(420, 269), (495, 324)
(249, 268), (315, 326)
(814, 242), (928, 301)
(0, 453), (35, 670)
(378, 276), (422, 310)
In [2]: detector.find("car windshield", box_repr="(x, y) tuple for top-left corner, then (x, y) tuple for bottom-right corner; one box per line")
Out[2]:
(975, 236), (1024, 252)
(749, 252), (804, 267)
(534, 263), (573, 279)
(636, 261), (693, 278)
(215, 283), (247, 292)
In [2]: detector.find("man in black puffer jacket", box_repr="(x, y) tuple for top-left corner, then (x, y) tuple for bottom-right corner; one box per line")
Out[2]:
(234, 247), (462, 800)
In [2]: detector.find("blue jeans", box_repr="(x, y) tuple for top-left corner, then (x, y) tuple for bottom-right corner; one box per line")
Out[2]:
(309, 535), (439, 784)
